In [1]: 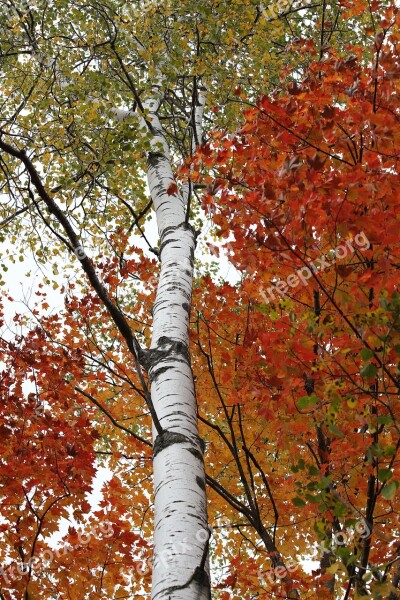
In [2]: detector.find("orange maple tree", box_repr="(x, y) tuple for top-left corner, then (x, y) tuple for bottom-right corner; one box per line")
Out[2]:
(187, 9), (400, 599)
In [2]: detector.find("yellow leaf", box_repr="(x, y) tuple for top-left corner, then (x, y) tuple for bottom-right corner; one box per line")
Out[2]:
(326, 563), (340, 575)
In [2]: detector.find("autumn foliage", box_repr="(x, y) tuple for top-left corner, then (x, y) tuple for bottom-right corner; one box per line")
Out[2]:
(0, 3), (400, 600)
(188, 12), (400, 599)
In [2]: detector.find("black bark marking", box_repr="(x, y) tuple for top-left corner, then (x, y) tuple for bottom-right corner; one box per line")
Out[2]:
(153, 432), (205, 461)
(141, 336), (191, 373)
(151, 365), (173, 381)
(153, 430), (190, 457)
(187, 447), (204, 462)
(147, 152), (165, 167)
(159, 238), (179, 255)
(196, 476), (206, 491)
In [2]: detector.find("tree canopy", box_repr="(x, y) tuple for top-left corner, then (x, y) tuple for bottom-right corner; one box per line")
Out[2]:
(0, 0), (399, 599)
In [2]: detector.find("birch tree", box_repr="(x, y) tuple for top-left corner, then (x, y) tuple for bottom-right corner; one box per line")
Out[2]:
(0, 2), (286, 597)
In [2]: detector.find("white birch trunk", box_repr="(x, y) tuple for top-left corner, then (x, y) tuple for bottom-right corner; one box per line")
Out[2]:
(141, 87), (210, 600)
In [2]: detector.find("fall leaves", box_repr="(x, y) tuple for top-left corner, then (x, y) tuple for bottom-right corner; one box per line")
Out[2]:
(0, 0), (399, 598)
(188, 12), (400, 598)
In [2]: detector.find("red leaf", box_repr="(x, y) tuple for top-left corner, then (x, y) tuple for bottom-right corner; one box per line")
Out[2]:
(167, 182), (178, 195)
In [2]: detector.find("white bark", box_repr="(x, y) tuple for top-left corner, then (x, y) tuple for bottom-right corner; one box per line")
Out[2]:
(192, 87), (207, 153)
(142, 84), (210, 600)
(181, 85), (207, 206)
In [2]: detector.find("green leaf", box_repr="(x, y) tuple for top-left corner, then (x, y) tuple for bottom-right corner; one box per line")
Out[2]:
(378, 468), (392, 483)
(292, 496), (306, 507)
(336, 545), (351, 562)
(308, 465), (320, 476)
(360, 362), (377, 380)
(297, 394), (318, 409)
(366, 447), (374, 464)
(370, 443), (384, 457)
(333, 502), (347, 518)
(255, 304), (267, 314)
(360, 348), (374, 360)
(383, 445), (396, 457)
(380, 298), (389, 310)
(376, 415), (392, 425)
(305, 493), (320, 504)
(382, 480), (398, 500)
(318, 476), (332, 489)
(343, 518), (357, 529)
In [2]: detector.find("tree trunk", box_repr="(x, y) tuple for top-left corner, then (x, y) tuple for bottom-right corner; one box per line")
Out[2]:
(143, 97), (210, 600)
